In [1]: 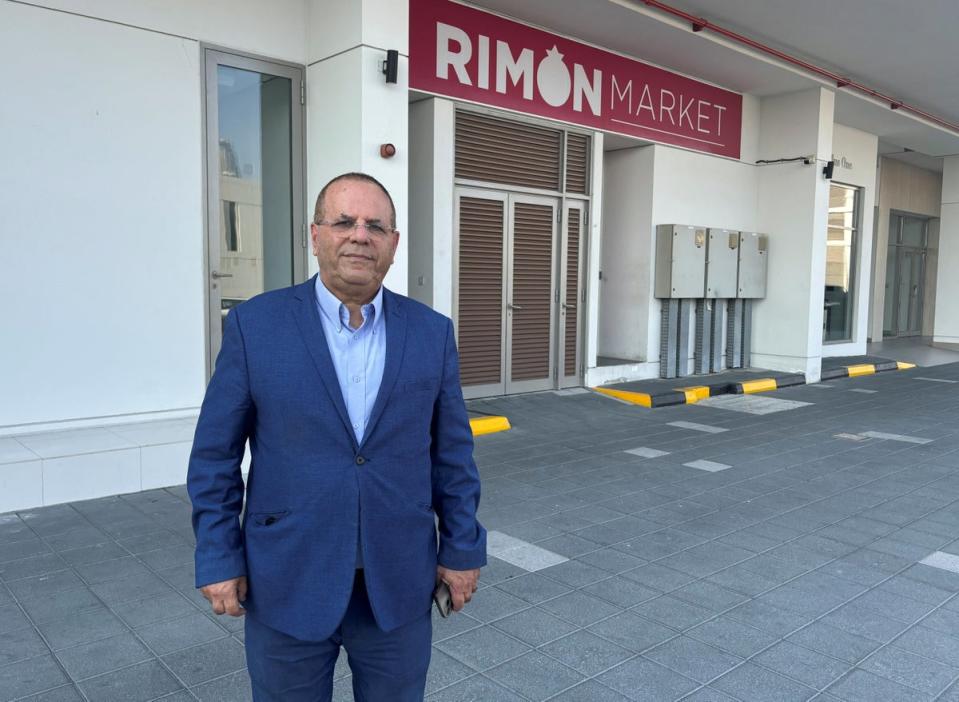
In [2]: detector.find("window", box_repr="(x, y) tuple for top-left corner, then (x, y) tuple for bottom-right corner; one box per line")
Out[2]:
(823, 183), (860, 343)
(222, 201), (240, 252)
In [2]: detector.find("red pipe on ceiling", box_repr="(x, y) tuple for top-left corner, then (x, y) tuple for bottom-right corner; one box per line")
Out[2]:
(639, 0), (959, 135)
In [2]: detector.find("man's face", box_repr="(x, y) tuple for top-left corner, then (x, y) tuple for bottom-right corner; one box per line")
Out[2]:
(311, 179), (400, 303)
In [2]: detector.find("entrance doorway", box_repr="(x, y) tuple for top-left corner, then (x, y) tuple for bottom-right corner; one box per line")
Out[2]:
(204, 49), (307, 370)
(883, 213), (928, 337)
(454, 189), (586, 398)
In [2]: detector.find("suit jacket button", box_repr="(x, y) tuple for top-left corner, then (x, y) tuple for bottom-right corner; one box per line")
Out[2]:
(355, 456), (366, 465)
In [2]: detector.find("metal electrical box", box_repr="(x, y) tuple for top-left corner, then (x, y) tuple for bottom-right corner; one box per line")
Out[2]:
(706, 229), (740, 299)
(738, 232), (768, 298)
(655, 224), (707, 299)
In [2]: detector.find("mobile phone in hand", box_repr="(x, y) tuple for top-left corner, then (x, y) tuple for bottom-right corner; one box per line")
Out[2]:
(433, 580), (452, 617)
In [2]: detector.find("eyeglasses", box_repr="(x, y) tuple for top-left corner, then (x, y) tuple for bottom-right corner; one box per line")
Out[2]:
(315, 219), (394, 238)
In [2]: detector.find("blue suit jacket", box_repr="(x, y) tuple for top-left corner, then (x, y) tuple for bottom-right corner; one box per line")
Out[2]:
(187, 277), (486, 640)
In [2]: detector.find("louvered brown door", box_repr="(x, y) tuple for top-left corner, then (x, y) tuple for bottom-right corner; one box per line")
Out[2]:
(507, 197), (556, 392)
(455, 193), (507, 395)
(559, 202), (586, 387)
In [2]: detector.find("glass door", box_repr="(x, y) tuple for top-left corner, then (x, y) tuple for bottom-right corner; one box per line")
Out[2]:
(883, 214), (927, 338)
(204, 50), (306, 370)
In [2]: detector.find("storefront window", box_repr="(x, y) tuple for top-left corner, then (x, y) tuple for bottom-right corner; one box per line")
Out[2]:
(823, 183), (860, 342)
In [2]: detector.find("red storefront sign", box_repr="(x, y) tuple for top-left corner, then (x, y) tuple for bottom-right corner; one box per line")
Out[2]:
(409, 0), (742, 158)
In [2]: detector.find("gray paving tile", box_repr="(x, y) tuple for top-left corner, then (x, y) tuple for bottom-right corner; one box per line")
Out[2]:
(464, 586), (529, 623)
(190, 668), (253, 702)
(431, 609), (482, 643)
(686, 617), (779, 658)
(725, 600), (808, 637)
(645, 635), (742, 683)
(74, 557), (153, 585)
(495, 573), (573, 604)
(135, 612), (228, 655)
(548, 679), (632, 701)
(916, 606), (959, 636)
(0, 554), (68, 582)
(161, 637), (247, 687)
(598, 657), (699, 701)
(753, 640), (849, 689)
(0, 625), (49, 667)
(540, 630), (632, 676)
(820, 602), (910, 643)
(705, 564), (783, 597)
(26, 684), (86, 701)
(0, 655), (69, 700)
(670, 581), (749, 612)
(826, 669), (928, 702)
(0, 603), (32, 635)
(539, 559), (610, 588)
(787, 622), (881, 664)
(436, 625), (531, 671)
(894, 625), (959, 666)
(586, 611), (678, 653)
(581, 576), (659, 609)
(5, 570), (85, 601)
(490, 607), (578, 647)
(55, 631), (154, 681)
(539, 591), (621, 628)
(860, 645), (957, 696)
(0, 538), (52, 564)
(58, 542), (129, 567)
(622, 563), (695, 592)
(425, 673), (525, 701)
(109, 591), (200, 630)
(487, 651), (586, 701)
(679, 688), (739, 701)
(18, 587), (101, 624)
(35, 606), (128, 650)
(631, 595), (714, 631)
(713, 662), (816, 702)
(576, 548), (646, 574)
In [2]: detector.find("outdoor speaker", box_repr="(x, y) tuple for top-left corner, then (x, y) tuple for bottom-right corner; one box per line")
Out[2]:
(383, 49), (399, 84)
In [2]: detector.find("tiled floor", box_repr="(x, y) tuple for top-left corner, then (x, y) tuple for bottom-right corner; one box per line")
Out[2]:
(2, 364), (959, 700)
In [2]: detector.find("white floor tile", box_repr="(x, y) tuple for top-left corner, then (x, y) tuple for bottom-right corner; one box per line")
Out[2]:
(920, 551), (959, 574)
(0, 460), (42, 513)
(42, 449), (141, 505)
(668, 421), (729, 433)
(696, 395), (812, 415)
(861, 431), (932, 445)
(496, 543), (568, 571)
(0, 438), (39, 465)
(141, 442), (192, 490)
(915, 377), (958, 384)
(684, 459), (731, 472)
(625, 447), (670, 458)
(17, 428), (136, 459)
(109, 418), (197, 447)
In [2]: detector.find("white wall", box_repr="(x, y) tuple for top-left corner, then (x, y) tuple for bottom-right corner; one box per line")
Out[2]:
(753, 88), (835, 380)
(934, 155), (959, 344)
(822, 124), (878, 357)
(25, 0), (309, 64)
(0, 1), (205, 429)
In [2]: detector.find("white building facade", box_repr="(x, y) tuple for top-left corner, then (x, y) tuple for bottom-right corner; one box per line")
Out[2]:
(2, 0), (958, 510)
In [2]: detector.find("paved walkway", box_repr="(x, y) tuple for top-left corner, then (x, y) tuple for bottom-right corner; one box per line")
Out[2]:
(2, 364), (959, 700)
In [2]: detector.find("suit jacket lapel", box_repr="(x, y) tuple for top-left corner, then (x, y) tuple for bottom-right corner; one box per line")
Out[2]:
(291, 276), (358, 448)
(362, 289), (407, 448)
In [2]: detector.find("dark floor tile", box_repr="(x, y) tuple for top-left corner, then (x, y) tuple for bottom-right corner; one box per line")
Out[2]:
(826, 669), (928, 702)
(487, 651), (585, 701)
(894, 625), (959, 667)
(18, 587), (101, 624)
(753, 640), (849, 689)
(786, 622), (880, 664)
(424, 648), (474, 695)
(55, 631), (152, 680)
(860, 645), (957, 695)
(540, 630), (632, 676)
(631, 595), (713, 631)
(586, 611), (677, 653)
(0, 653), (68, 699)
(464, 587), (529, 623)
(490, 607), (578, 647)
(495, 573), (572, 604)
(425, 673), (525, 701)
(35, 607), (128, 650)
(135, 612), (228, 656)
(582, 576), (659, 609)
(598, 657), (698, 702)
(539, 591), (621, 628)
(190, 669), (253, 702)
(0, 603), (32, 635)
(162, 637), (246, 687)
(725, 600), (808, 637)
(539, 559), (610, 588)
(645, 636), (743, 683)
(713, 662), (816, 702)
(687, 617), (779, 658)
(436, 625), (530, 671)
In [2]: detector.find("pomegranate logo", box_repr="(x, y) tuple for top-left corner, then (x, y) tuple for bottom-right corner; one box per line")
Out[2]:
(536, 47), (571, 107)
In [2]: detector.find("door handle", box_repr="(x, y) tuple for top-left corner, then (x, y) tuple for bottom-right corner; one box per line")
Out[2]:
(211, 270), (233, 279)
(562, 302), (575, 310)
(507, 303), (523, 311)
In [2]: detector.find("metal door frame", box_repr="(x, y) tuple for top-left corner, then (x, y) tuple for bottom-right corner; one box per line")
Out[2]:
(558, 199), (588, 388)
(202, 47), (307, 376)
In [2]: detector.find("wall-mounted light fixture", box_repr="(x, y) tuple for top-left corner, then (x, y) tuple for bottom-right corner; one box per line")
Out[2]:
(382, 49), (398, 84)
(823, 160), (835, 179)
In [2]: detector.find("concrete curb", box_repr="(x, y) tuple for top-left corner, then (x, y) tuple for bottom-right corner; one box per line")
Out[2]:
(469, 415), (512, 436)
(591, 361), (917, 408)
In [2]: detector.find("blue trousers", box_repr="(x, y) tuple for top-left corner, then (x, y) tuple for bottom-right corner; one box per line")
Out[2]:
(245, 570), (432, 702)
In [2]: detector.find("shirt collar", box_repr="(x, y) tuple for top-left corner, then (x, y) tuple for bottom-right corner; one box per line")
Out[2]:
(314, 276), (383, 332)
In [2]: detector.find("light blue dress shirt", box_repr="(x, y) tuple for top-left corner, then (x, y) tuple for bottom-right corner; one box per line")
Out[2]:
(315, 277), (386, 569)
(314, 277), (386, 445)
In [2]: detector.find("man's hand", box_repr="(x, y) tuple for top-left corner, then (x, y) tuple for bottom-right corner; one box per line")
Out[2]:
(437, 566), (480, 612)
(200, 576), (247, 617)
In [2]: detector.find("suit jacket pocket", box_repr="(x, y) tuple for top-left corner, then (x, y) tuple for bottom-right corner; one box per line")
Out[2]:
(250, 509), (290, 527)
(400, 378), (436, 394)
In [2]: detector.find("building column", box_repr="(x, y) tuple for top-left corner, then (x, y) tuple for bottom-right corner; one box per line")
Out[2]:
(933, 155), (959, 346)
(753, 87), (835, 381)
(305, 0), (410, 294)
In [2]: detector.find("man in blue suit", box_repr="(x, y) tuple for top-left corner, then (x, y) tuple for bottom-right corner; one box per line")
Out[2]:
(187, 172), (486, 701)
